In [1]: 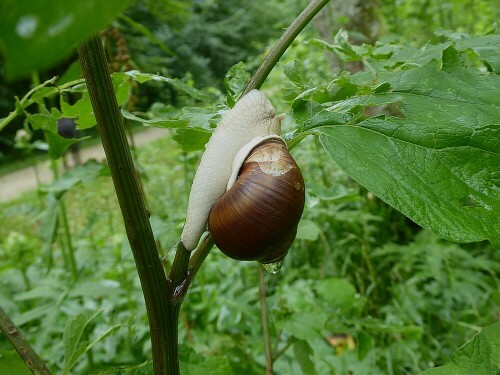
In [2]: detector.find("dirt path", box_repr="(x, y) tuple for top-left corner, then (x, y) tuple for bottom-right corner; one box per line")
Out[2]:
(0, 128), (166, 203)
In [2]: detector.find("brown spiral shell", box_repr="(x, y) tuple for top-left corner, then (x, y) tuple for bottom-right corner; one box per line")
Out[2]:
(208, 138), (305, 263)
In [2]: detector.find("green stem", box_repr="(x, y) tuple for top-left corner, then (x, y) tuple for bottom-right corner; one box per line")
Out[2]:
(168, 241), (191, 304)
(78, 34), (175, 375)
(258, 265), (273, 375)
(186, 234), (214, 287)
(0, 305), (52, 375)
(272, 338), (295, 362)
(243, 0), (330, 95)
(59, 199), (78, 280)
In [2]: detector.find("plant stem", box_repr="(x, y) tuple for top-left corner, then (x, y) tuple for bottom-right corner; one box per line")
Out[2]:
(243, 0), (330, 95)
(186, 234), (214, 286)
(258, 265), (273, 375)
(272, 338), (295, 362)
(0, 305), (52, 375)
(59, 199), (78, 281)
(78, 34), (175, 375)
(169, 241), (191, 303)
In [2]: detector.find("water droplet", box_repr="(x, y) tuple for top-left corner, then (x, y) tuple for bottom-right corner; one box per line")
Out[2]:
(262, 260), (282, 274)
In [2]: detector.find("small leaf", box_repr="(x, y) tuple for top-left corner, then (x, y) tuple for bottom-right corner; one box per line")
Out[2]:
(284, 60), (306, 87)
(293, 340), (317, 375)
(13, 303), (54, 326)
(276, 308), (327, 340)
(44, 129), (82, 160)
(60, 92), (96, 130)
(112, 73), (132, 106)
(453, 33), (500, 73)
(121, 109), (188, 128)
(303, 110), (351, 130)
(356, 331), (373, 361)
(313, 277), (357, 311)
(224, 62), (251, 105)
(63, 310), (101, 374)
(173, 128), (211, 151)
(41, 161), (107, 198)
(179, 345), (233, 375)
(120, 70), (209, 101)
(296, 219), (320, 241)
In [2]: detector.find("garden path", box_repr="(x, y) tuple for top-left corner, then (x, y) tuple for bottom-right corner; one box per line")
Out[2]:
(0, 127), (165, 202)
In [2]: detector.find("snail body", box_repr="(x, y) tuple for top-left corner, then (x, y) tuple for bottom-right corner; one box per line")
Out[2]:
(181, 90), (305, 263)
(208, 137), (305, 263)
(181, 90), (282, 251)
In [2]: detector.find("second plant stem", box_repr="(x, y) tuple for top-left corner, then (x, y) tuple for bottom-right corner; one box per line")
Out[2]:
(259, 265), (273, 374)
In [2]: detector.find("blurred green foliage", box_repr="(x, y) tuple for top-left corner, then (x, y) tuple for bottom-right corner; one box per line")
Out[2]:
(0, 0), (499, 373)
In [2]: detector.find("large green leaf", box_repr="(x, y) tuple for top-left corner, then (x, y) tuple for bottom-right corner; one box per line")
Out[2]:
(319, 47), (500, 246)
(420, 322), (500, 374)
(0, 0), (132, 80)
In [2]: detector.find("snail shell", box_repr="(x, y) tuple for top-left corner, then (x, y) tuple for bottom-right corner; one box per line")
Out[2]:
(208, 137), (305, 263)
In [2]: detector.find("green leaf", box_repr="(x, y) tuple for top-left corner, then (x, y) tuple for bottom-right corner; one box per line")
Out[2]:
(60, 92), (96, 130)
(419, 322), (500, 374)
(84, 324), (122, 356)
(356, 331), (373, 361)
(320, 48), (500, 246)
(224, 62), (251, 106)
(62, 310), (101, 374)
(303, 110), (351, 130)
(0, 0), (132, 80)
(173, 128), (211, 151)
(449, 33), (500, 73)
(41, 161), (107, 198)
(69, 280), (124, 299)
(296, 219), (321, 241)
(112, 73), (132, 106)
(452, 333), (491, 374)
(117, 71), (209, 101)
(293, 340), (317, 375)
(44, 129), (82, 160)
(284, 60), (307, 87)
(179, 345), (233, 375)
(313, 278), (357, 311)
(121, 109), (188, 128)
(276, 308), (327, 341)
(420, 364), (461, 374)
(13, 303), (54, 326)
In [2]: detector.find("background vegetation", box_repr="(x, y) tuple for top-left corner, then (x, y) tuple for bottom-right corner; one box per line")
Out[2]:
(0, 0), (499, 374)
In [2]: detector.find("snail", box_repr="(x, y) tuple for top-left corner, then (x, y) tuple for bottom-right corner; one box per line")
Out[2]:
(208, 136), (305, 263)
(180, 90), (305, 263)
